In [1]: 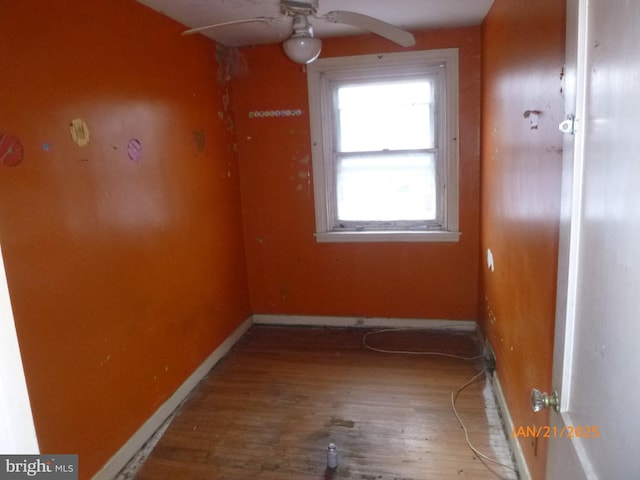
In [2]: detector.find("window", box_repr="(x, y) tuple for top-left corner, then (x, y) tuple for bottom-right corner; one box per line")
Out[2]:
(307, 49), (460, 242)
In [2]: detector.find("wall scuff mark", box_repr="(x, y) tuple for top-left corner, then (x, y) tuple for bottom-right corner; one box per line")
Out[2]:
(192, 129), (205, 154)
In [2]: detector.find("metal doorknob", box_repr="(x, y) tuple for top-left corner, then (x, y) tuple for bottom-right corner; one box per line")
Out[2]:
(531, 388), (559, 412)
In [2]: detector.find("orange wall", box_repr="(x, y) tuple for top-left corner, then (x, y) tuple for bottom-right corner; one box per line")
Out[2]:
(0, 1), (251, 477)
(233, 27), (482, 320)
(480, 1), (566, 478)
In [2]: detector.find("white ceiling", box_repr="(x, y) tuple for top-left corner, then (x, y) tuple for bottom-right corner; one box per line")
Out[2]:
(136, 0), (494, 47)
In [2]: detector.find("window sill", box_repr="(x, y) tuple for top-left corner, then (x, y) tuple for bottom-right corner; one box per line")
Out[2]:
(314, 230), (461, 243)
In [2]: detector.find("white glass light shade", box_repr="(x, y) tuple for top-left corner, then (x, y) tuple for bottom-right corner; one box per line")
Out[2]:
(283, 36), (322, 64)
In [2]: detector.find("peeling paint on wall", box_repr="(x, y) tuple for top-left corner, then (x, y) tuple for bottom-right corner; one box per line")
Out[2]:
(193, 129), (205, 153)
(484, 295), (498, 326)
(487, 248), (495, 272)
(523, 110), (542, 129)
(293, 154), (311, 197)
(225, 115), (235, 133)
(216, 45), (248, 85)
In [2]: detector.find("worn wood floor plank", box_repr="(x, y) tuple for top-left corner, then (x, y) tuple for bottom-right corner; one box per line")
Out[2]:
(132, 326), (518, 480)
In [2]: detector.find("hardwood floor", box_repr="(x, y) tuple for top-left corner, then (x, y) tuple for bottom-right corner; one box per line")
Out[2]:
(131, 326), (518, 480)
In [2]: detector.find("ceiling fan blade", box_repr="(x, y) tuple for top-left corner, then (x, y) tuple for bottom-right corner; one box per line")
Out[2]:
(181, 17), (278, 36)
(324, 10), (416, 47)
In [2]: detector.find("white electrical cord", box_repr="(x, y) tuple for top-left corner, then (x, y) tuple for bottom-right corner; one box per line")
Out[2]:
(451, 370), (519, 478)
(362, 328), (518, 479)
(362, 328), (485, 360)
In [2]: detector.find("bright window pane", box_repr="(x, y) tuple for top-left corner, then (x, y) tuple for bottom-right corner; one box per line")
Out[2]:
(337, 153), (436, 222)
(337, 81), (434, 152)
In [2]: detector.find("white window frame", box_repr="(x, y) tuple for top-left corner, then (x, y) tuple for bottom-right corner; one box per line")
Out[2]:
(307, 49), (460, 243)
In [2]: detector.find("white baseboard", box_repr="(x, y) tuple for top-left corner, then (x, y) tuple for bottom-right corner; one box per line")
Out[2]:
(492, 371), (531, 480)
(253, 314), (477, 331)
(92, 316), (253, 480)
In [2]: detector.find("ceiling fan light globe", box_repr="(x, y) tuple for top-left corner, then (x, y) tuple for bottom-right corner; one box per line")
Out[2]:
(283, 36), (322, 64)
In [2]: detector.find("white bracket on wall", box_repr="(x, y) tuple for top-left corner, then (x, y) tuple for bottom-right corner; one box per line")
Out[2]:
(559, 114), (576, 135)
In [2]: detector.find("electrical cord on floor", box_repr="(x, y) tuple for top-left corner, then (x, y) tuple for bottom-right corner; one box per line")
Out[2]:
(451, 369), (519, 478)
(362, 328), (485, 360)
(362, 328), (519, 479)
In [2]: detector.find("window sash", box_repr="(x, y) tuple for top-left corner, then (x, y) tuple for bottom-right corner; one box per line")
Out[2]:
(335, 79), (436, 153)
(331, 149), (444, 231)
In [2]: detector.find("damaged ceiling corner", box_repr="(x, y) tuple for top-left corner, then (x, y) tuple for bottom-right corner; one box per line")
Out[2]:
(216, 45), (249, 84)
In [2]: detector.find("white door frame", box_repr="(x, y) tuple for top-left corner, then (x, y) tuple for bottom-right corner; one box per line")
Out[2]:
(0, 245), (39, 453)
(547, 0), (593, 476)
(548, 0), (593, 476)
(552, 0), (589, 413)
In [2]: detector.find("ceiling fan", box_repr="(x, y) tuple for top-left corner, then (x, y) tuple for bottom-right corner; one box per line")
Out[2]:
(181, 0), (416, 64)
